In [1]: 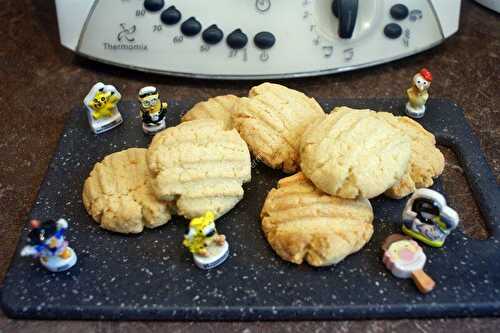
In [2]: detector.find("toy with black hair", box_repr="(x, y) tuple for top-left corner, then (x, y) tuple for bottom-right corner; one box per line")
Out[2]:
(21, 218), (77, 272)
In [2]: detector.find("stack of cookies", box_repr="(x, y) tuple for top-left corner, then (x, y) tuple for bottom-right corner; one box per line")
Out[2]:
(83, 82), (444, 268)
(183, 83), (444, 267)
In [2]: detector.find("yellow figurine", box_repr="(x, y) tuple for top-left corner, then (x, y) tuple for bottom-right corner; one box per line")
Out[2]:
(83, 82), (123, 134)
(405, 68), (433, 118)
(138, 86), (168, 135)
(183, 211), (229, 269)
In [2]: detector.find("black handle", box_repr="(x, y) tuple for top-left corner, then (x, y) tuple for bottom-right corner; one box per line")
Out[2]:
(332, 0), (358, 39)
(438, 130), (500, 241)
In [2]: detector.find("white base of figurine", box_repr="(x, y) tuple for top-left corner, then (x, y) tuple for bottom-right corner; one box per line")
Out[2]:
(88, 111), (123, 134)
(405, 103), (426, 118)
(142, 120), (166, 135)
(40, 247), (77, 272)
(193, 241), (229, 270)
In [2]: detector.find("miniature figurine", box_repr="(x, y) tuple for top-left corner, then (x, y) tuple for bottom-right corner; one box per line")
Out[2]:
(405, 68), (433, 118)
(402, 189), (459, 247)
(183, 211), (229, 270)
(21, 218), (77, 272)
(83, 82), (123, 134)
(382, 234), (435, 294)
(138, 86), (168, 135)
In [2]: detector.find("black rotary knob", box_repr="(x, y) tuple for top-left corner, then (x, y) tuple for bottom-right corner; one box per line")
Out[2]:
(253, 31), (275, 49)
(160, 6), (181, 25)
(202, 25), (224, 45)
(226, 29), (248, 49)
(143, 0), (164, 12)
(181, 17), (202, 36)
(384, 23), (403, 39)
(390, 4), (409, 20)
(331, 0), (358, 39)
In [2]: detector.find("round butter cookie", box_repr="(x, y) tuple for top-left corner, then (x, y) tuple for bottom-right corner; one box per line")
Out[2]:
(261, 172), (374, 266)
(83, 148), (173, 234)
(300, 106), (412, 199)
(233, 82), (325, 173)
(181, 95), (239, 130)
(147, 119), (251, 219)
(381, 115), (445, 199)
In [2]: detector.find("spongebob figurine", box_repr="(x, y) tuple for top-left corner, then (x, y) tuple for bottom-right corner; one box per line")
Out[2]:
(183, 211), (229, 270)
(138, 86), (168, 135)
(83, 82), (123, 134)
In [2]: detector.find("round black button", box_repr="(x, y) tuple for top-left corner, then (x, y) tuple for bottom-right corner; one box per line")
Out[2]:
(384, 23), (402, 39)
(226, 29), (248, 49)
(160, 6), (181, 25)
(181, 17), (202, 37)
(253, 31), (275, 49)
(202, 25), (224, 45)
(143, 0), (164, 12)
(390, 4), (409, 20)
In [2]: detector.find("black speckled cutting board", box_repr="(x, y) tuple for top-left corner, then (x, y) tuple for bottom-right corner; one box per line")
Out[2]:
(1, 99), (499, 320)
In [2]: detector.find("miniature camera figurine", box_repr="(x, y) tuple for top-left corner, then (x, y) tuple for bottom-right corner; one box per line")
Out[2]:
(138, 86), (168, 135)
(83, 82), (123, 134)
(21, 218), (77, 272)
(402, 188), (459, 247)
(405, 68), (433, 118)
(382, 234), (436, 294)
(183, 211), (229, 270)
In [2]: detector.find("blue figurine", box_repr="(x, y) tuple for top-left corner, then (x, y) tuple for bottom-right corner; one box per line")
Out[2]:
(402, 189), (459, 247)
(21, 218), (77, 272)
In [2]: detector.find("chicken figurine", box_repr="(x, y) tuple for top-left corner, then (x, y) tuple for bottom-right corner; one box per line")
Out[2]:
(21, 218), (77, 272)
(83, 82), (123, 134)
(402, 189), (459, 247)
(183, 211), (229, 270)
(405, 68), (433, 118)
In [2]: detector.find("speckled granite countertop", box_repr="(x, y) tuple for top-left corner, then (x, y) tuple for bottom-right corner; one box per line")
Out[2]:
(0, 0), (498, 331)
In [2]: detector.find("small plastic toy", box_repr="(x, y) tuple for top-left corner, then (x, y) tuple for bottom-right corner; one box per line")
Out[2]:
(83, 82), (123, 134)
(402, 188), (459, 247)
(382, 234), (435, 294)
(405, 68), (432, 118)
(21, 218), (77, 272)
(183, 211), (229, 270)
(138, 86), (168, 135)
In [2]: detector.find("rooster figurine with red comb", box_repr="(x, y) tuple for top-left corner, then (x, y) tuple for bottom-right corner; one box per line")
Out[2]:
(405, 68), (433, 118)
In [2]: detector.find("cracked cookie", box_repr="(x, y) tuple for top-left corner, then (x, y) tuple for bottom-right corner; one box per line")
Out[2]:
(261, 172), (374, 266)
(181, 95), (239, 130)
(300, 106), (412, 199)
(233, 83), (325, 173)
(83, 148), (173, 234)
(147, 119), (251, 219)
(380, 115), (445, 199)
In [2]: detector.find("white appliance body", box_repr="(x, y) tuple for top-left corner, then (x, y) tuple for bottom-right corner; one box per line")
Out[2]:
(55, 0), (461, 79)
(474, 0), (500, 13)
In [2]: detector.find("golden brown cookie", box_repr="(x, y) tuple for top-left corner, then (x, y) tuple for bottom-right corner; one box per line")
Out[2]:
(82, 148), (173, 234)
(147, 119), (251, 219)
(381, 115), (445, 199)
(300, 106), (412, 199)
(261, 172), (374, 266)
(233, 83), (325, 173)
(181, 95), (239, 130)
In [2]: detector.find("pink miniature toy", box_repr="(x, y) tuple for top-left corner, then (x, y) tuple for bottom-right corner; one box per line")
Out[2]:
(382, 234), (435, 294)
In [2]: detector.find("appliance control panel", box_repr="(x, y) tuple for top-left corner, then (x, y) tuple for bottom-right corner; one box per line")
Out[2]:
(55, 0), (461, 79)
